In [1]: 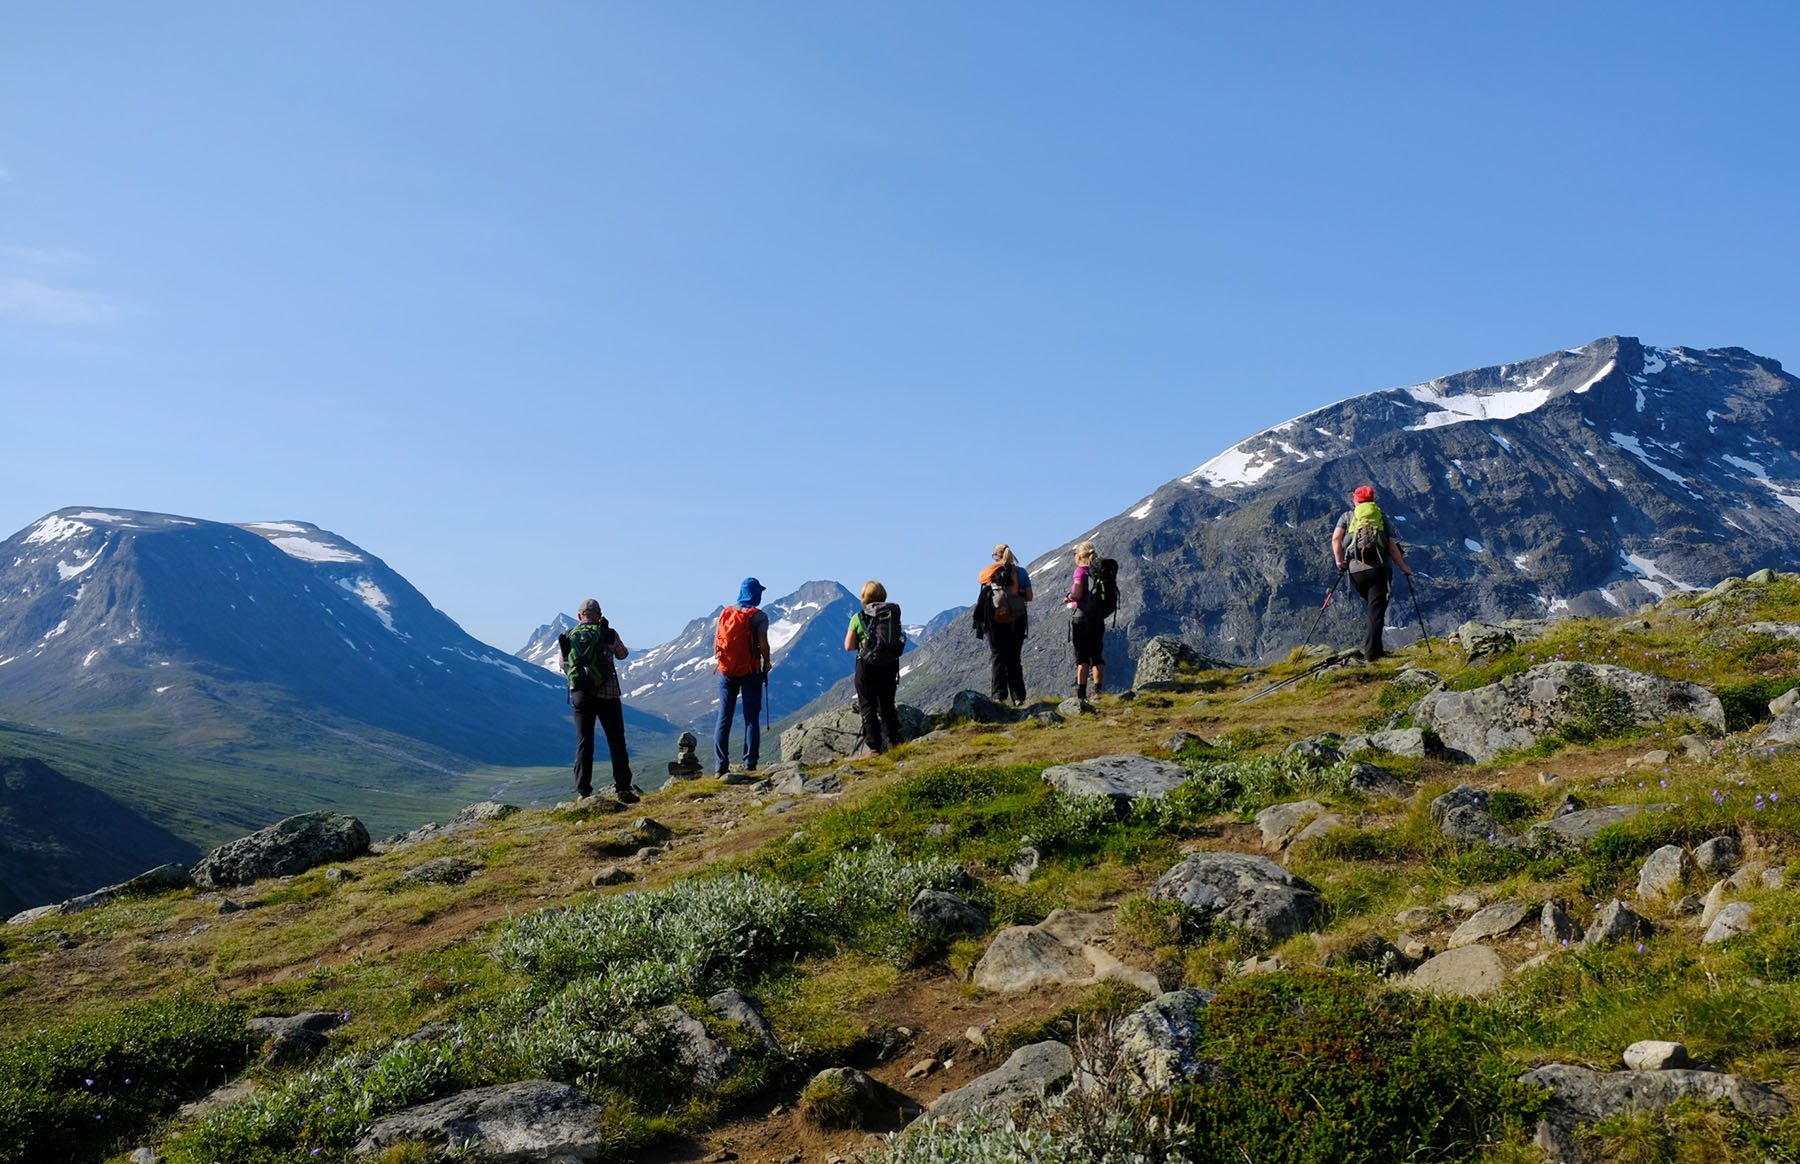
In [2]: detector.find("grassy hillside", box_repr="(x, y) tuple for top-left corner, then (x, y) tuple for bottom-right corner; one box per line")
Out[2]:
(6, 575), (1800, 1162)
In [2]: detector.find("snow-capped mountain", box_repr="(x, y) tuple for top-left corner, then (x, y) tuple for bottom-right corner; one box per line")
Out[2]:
(0, 509), (679, 799)
(837, 336), (1800, 712)
(519, 580), (864, 733)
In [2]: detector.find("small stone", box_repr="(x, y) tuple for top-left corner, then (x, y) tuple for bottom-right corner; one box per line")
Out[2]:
(1693, 836), (1742, 876)
(217, 899), (243, 915)
(965, 1026), (989, 1050)
(1540, 900), (1583, 946)
(591, 866), (633, 886)
(1537, 771), (1562, 786)
(1623, 1040), (1691, 1071)
(1636, 845), (1690, 902)
(1672, 894), (1703, 916)
(1236, 955), (1286, 976)
(1395, 906), (1441, 929)
(904, 1057), (938, 1080)
(1764, 867), (1788, 890)
(1703, 902), (1755, 944)
(1633, 749), (1673, 767)
(1443, 891), (1485, 914)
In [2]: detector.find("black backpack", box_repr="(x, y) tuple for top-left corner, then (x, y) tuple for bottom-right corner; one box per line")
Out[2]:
(1089, 558), (1119, 620)
(564, 622), (616, 691)
(859, 602), (906, 663)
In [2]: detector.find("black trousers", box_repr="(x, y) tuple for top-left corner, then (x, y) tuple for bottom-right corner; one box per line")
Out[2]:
(1349, 565), (1392, 661)
(572, 690), (632, 795)
(855, 657), (903, 752)
(987, 620), (1027, 703)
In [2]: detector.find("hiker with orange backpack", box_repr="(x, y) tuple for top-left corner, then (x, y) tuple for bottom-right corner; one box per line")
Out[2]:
(1331, 485), (1412, 662)
(713, 577), (772, 776)
(973, 543), (1034, 705)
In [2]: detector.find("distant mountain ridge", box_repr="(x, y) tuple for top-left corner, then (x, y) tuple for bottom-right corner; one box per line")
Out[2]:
(804, 336), (1800, 714)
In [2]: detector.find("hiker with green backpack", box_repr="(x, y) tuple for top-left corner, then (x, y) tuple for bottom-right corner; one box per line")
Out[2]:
(843, 580), (907, 755)
(557, 598), (638, 804)
(1331, 484), (1413, 662)
(1065, 541), (1118, 704)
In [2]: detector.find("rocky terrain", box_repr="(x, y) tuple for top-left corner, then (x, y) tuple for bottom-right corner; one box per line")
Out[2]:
(6, 570), (1800, 1162)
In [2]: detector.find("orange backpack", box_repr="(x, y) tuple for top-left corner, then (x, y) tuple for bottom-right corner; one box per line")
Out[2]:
(715, 606), (760, 677)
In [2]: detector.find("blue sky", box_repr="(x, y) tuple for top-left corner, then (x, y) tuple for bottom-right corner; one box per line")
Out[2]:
(3, 3), (1797, 650)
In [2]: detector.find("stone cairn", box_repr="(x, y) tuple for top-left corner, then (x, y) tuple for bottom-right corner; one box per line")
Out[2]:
(667, 731), (704, 780)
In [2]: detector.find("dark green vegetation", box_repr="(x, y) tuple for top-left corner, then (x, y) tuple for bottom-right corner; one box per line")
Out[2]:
(6, 573), (1800, 1162)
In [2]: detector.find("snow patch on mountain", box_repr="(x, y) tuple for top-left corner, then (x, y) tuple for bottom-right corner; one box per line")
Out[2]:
(268, 537), (362, 564)
(338, 577), (398, 633)
(24, 516), (94, 545)
(1608, 432), (1688, 486)
(1404, 381), (1555, 432)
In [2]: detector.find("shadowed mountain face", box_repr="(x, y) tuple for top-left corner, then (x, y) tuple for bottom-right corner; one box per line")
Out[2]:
(0, 509), (679, 789)
(520, 581), (864, 734)
(812, 337), (1800, 714)
(0, 756), (198, 916)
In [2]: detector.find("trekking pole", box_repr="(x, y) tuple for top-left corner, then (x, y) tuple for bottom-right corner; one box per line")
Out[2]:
(1403, 572), (1434, 655)
(1297, 568), (1347, 651)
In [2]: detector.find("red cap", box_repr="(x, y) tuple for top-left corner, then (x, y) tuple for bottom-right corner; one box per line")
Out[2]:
(1353, 485), (1375, 503)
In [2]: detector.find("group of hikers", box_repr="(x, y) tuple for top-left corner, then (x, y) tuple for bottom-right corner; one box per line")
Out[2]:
(558, 484), (1408, 803)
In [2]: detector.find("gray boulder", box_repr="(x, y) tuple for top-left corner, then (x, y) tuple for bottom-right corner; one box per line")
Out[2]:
(1415, 662), (1724, 764)
(1040, 754), (1190, 805)
(1764, 703), (1800, 748)
(1254, 800), (1327, 851)
(1693, 835), (1741, 875)
(1113, 988), (1216, 1093)
(354, 1080), (606, 1161)
(1430, 785), (1505, 844)
(1287, 737), (1344, 764)
(1339, 727), (1434, 759)
(248, 1011), (344, 1067)
(1703, 901), (1755, 945)
(1623, 1041), (1691, 1071)
(1149, 852), (1323, 944)
(771, 769), (844, 796)
(925, 1041), (1074, 1124)
(972, 910), (1159, 996)
(779, 702), (930, 764)
(1525, 803), (1671, 853)
(908, 889), (989, 937)
(1540, 900), (1584, 946)
(1134, 636), (1211, 689)
(1456, 619), (1551, 659)
(1583, 900), (1651, 948)
(1524, 1063), (1790, 1163)
(392, 857), (480, 890)
(1407, 946), (1507, 997)
(943, 690), (1019, 724)
(1448, 901), (1532, 948)
(1347, 762), (1410, 800)
(1635, 845), (1689, 901)
(6, 862), (195, 925)
(707, 988), (781, 1053)
(193, 813), (370, 890)
(649, 1005), (738, 1090)
(387, 802), (519, 852)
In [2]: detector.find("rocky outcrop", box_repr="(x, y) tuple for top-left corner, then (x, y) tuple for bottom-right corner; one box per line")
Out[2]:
(1114, 988), (1216, 1093)
(1431, 785), (1505, 844)
(908, 889), (989, 937)
(1448, 901), (1532, 948)
(1524, 1063), (1791, 1162)
(1148, 852), (1323, 944)
(707, 989), (781, 1052)
(1040, 754), (1191, 805)
(1525, 803), (1672, 852)
(1455, 619), (1551, 659)
(384, 802), (519, 852)
(942, 690), (1019, 724)
(1415, 663), (1724, 764)
(391, 857), (480, 890)
(248, 1011), (344, 1067)
(924, 1041), (1074, 1124)
(354, 1080), (607, 1161)
(193, 813), (371, 890)
(779, 702), (930, 764)
(649, 1005), (738, 1090)
(6, 862), (192, 926)
(1133, 636), (1213, 689)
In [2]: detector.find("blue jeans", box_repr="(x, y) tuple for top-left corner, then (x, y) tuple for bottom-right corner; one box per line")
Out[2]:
(715, 672), (763, 774)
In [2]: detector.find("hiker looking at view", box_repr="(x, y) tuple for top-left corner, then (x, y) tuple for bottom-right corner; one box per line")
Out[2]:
(1331, 484), (1412, 663)
(844, 579), (906, 755)
(713, 576), (772, 776)
(973, 543), (1034, 705)
(1065, 541), (1115, 703)
(557, 598), (638, 804)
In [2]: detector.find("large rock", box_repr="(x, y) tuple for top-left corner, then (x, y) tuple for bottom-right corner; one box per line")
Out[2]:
(1456, 619), (1551, 659)
(392, 857), (480, 890)
(924, 1041), (1074, 1124)
(1406, 946), (1507, 997)
(942, 690), (1018, 725)
(193, 813), (370, 890)
(707, 989), (781, 1052)
(1764, 703), (1800, 748)
(5, 862), (194, 925)
(1338, 727), (1434, 759)
(1040, 754), (1190, 805)
(248, 1011), (344, 1068)
(779, 702), (930, 764)
(1149, 852), (1323, 944)
(1525, 803), (1672, 852)
(1430, 785), (1505, 844)
(1415, 663), (1725, 764)
(909, 888), (989, 937)
(1255, 800), (1327, 851)
(1583, 900), (1651, 948)
(354, 1080), (607, 1161)
(1133, 636), (1211, 689)
(386, 802), (519, 852)
(972, 910), (1158, 995)
(1703, 901), (1755, 944)
(1113, 988), (1216, 1093)
(1635, 845), (1689, 901)
(649, 1005), (738, 1090)
(1524, 1063), (1791, 1162)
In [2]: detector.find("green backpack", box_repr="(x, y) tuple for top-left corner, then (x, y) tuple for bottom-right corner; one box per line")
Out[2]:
(565, 622), (615, 692)
(1345, 501), (1389, 567)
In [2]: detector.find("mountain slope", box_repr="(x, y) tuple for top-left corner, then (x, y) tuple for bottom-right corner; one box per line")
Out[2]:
(845, 337), (1800, 713)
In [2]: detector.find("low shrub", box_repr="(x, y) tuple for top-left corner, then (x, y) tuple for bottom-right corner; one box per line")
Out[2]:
(1719, 678), (1800, 732)
(0, 993), (252, 1164)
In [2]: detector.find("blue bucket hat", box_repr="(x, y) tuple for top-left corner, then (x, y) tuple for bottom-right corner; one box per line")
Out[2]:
(738, 577), (766, 606)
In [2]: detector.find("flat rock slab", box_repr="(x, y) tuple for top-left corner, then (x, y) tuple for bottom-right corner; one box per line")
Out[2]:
(1040, 754), (1191, 803)
(1406, 945), (1507, 997)
(1448, 900), (1533, 948)
(925, 1040), (1074, 1124)
(1149, 851), (1323, 944)
(1255, 800), (1327, 851)
(972, 909), (1159, 996)
(1526, 803), (1672, 850)
(354, 1080), (607, 1161)
(779, 702), (930, 765)
(1525, 1063), (1791, 1162)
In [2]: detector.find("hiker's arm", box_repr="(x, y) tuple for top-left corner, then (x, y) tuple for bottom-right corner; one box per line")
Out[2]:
(1019, 578), (1034, 602)
(1331, 527), (1347, 569)
(1066, 571), (1087, 606)
(610, 634), (629, 659)
(1388, 537), (1411, 576)
(843, 622), (859, 651)
(755, 619), (773, 671)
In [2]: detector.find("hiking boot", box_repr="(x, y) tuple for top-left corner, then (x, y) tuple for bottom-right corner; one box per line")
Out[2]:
(615, 787), (640, 805)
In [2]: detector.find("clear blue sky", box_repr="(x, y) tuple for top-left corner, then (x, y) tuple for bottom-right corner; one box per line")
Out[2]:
(4, 3), (1797, 650)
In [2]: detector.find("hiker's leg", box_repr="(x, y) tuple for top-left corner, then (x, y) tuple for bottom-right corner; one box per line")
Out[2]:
(854, 658), (883, 752)
(987, 625), (1011, 702)
(597, 697), (632, 791)
(742, 674), (763, 769)
(571, 692), (597, 797)
(1366, 569), (1392, 661)
(875, 659), (902, 748)
(1004, 629), (1026, 703)
(714, 675), (737, 774)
